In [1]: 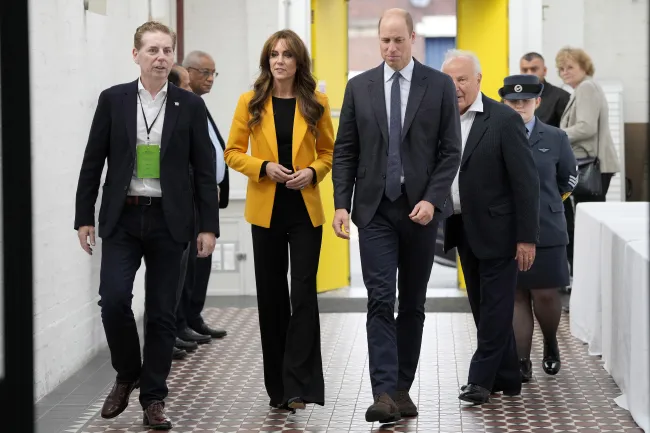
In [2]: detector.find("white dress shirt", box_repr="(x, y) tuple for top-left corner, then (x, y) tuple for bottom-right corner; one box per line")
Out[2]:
(384, 58), (415, 183)
(451, 94), (484, 212)
(128, 79), (167, 197)
(207, 118), (225, 184)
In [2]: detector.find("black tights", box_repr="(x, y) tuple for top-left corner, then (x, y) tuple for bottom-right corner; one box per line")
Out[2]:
(513, 288), (562, 360)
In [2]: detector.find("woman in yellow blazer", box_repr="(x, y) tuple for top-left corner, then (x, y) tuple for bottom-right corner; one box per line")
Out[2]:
(224, 29), (334, 411)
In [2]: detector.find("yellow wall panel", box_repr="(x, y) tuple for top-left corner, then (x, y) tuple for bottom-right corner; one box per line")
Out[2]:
(456, 0), (509, 100)
(456, 0), (509, 288)
(311, 0), (350, 292)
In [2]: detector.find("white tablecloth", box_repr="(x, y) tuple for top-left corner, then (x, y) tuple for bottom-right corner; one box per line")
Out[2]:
(570, 202), (649, 354)
(569, 202), (649, 432)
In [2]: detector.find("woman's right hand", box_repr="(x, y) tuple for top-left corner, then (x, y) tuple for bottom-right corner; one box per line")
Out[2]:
(265, 162), (294, 183)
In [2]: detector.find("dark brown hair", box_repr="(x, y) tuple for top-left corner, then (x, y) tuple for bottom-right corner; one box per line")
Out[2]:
(248, 30), (323, 137)
(134, 21), (177, 50)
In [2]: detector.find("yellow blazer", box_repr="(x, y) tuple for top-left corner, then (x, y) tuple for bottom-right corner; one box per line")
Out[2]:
(224, 90), (334, 228)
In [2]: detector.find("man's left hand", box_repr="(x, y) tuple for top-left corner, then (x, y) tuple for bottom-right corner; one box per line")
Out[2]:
(197, 232), (216, 258)
(515, 242), (536, 271)
(409, 201), (435, 225)
(218, 185), (221, 202)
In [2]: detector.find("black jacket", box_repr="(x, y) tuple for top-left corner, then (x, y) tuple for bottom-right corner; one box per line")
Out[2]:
(74, 80), (219, 242)
(444, 94), (540, 259)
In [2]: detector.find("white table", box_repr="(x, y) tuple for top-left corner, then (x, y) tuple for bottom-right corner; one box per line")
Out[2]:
(570, 202), (649, 432)
(570, 202), (648, 355)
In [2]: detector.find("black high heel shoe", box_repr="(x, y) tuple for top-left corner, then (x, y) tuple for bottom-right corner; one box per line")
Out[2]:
(287, 397), (306, 410)
(542, 339), (561, 375)
(520, 358), (533, 383)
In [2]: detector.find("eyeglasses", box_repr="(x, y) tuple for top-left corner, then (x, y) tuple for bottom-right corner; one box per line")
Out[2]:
(187, 67), (218, 78)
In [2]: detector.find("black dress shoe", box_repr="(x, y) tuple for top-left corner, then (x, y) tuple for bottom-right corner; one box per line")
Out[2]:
(192, 322), (227, 339)
(520, 358), (533, 382)
(172, 347), (187, 360)
(175, 337), (198, 352)
(177, 327), (211, 344)
(461, 383), (520, 397)
(543, 339), (561, 375)
(459, 384), (490, 405)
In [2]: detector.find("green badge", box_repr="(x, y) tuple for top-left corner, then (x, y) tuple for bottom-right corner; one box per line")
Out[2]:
(136, 144), (161, 179)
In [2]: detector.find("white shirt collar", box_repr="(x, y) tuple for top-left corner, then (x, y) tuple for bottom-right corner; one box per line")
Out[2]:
(384, 57), (415, 83)
(462, 92), (484, 117)
(138, 78), (168, 98)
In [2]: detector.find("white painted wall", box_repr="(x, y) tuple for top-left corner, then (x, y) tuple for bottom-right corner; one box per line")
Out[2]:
(184, 0), (280, 201)
(29, 0), (174, 400)
(278, 0), (312, 49)
(542, 0), (648, 123)
(508, 0), (543, 75)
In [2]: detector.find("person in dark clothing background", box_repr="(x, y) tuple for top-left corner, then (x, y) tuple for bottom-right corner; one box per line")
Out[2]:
(520, 52), (574, 287)
(224, 30), (334, 411)
(520, 52), (571, 128)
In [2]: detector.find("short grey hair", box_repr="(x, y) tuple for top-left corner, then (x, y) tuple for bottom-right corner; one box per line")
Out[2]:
(182, 50), (213, 68)
(442, 49), (482, 75)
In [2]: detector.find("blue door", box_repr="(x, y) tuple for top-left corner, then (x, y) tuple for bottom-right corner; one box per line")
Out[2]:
(425, 37), (456, 70)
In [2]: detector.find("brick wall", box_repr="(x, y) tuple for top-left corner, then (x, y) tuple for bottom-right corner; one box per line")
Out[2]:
(348, 0), (456, 71)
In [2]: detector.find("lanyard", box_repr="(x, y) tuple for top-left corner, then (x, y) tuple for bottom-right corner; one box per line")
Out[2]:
(137, 91), (168, 142)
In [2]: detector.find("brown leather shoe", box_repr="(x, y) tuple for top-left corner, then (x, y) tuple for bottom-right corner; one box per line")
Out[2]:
(100, 380), (139, 419)
(365, 392), (401, 423)
(143, 401), (172, 430)
(395, 390), (418, 417)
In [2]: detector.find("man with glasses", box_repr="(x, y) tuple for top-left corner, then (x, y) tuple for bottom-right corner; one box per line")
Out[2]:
(174, 50), (229, 345)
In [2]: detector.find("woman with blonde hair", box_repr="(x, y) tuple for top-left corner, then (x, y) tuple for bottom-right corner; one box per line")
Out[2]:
(224, 29), (334, 411)
(556, 47), (620, 274)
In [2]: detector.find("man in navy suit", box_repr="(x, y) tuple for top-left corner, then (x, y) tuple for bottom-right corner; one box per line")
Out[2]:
(74, 21), (218, 429)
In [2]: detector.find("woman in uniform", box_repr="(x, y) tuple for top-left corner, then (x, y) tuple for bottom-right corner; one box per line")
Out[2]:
(499, 75), (578, 382)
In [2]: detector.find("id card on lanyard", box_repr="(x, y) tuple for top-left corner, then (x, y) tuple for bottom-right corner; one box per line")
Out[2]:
(136, 91), (167, 179)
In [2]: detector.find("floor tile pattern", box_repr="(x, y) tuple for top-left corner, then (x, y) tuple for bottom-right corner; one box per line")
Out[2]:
(65, 308), (642, 432)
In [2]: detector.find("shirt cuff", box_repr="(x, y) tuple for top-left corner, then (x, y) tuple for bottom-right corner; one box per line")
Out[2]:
(308, 167), (317, 185)
(260, 161), (269, 178)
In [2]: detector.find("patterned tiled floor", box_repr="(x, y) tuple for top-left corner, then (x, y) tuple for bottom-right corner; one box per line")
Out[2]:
(63, 308), (642, 432)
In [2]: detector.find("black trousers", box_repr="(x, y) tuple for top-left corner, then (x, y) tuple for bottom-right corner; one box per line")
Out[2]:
(451, 214), (521, 392)
(99, 203), (188, 409)
(251, 186), (324, 405)
(176, 235), (212, 332)
(358, 194), (438, 397)
(565, 172), (614, 273)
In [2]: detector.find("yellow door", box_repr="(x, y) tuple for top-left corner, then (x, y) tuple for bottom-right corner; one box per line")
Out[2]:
(311, 0), (350, 292)
(456, 0), (510, 288)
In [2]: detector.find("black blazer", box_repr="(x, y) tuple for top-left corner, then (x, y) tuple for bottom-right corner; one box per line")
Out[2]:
(528, 118), (577, 247)
(444, 94), (540, 260)
(74, 80), (219, 242)
(333, 59), (462, 228)
(207, 109), (229, 208)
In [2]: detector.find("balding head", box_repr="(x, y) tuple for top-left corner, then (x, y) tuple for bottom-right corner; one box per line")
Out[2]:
(378, 8), (414, 34)
(182, 50), (216, 95)
(441, 50), (482, 115)
(378, 8), (415, 71)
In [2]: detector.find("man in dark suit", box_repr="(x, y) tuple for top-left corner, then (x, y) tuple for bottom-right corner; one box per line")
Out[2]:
(172, 50), (229, 344)
(441, 50), (540, 405)
(519, 52), (571, 128)
(332, 8), (461, 423)
(74, 22), (218, 430)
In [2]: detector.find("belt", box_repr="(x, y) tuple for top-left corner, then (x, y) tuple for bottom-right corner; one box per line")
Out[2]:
(125, 195), (162, 206)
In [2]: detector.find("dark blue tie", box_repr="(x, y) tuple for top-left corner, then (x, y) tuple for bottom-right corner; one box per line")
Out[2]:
(386, 71), (402, 201)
